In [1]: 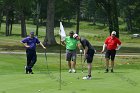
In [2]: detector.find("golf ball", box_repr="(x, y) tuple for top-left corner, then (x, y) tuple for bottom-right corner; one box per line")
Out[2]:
(38, 90), (41, 92)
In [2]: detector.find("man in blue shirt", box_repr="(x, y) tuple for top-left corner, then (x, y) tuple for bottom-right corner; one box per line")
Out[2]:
(21, 32), (46, 74)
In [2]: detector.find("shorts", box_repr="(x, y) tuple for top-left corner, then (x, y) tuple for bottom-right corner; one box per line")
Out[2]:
(86, 49), (95, 63)
(66, 49), (76, 62)
(105, 50), (116, 61)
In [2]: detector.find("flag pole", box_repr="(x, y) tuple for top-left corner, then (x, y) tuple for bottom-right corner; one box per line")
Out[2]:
(59, 22), (66, 90)
(59, 22), (62, 90)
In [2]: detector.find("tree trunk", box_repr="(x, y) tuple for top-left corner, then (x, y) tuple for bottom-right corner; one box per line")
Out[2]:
(76, 0), (81, 34)
(103, 0), (119, 38)
(112, 0), (119, 38)
(126, 9), (133, 32)
(44, 0), (56, 45)
(0, 12), (2, 30)
(20, 12), (27, 37)
(9, 18), (13, 35)
(36, 0), (41, 36)
(5, 15), (10, 36)
(107, 14), (113, 35)
(106, 3), (113, 35)
(92, 13), (96, 25)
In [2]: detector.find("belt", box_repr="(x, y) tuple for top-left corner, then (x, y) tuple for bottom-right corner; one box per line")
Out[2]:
(108, 49), (116, 51)
(67, 49), (75, 51)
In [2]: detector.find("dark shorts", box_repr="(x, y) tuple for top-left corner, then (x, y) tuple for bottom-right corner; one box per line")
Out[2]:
(86, 49), (95, 63)
(66, 49), (76, 62)
(105, 50), (116, 61)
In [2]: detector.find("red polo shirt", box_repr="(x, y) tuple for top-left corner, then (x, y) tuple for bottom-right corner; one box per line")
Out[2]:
(105, 36), (121, 50)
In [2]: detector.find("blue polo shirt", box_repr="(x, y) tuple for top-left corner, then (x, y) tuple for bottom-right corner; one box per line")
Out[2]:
(21, 36), (40, 50)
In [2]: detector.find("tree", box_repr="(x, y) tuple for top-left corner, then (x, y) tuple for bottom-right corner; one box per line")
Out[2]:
(14, 0), (34, 37)
(0, 0), (3, 30)
(96, 0), (120, 38)
(35, 0), (41, 36)
(44, 0), (56, 45)
(3, 0), (14, 36)
(76, 0), (81, 34)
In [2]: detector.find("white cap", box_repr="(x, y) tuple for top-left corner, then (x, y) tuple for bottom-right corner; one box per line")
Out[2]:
(111, 31), (116, 35)
(73, 34), (78, 38)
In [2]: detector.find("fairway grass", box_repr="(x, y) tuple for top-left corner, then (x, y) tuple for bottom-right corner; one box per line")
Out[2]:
(0, 53), (140, 93)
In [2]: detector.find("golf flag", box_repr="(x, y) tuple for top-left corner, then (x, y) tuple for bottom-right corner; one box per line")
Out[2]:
(59, 22), (66, 41)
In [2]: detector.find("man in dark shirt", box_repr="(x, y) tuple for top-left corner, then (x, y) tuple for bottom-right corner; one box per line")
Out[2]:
(73, 34), (96, 80)
(21, 32), (46, 74)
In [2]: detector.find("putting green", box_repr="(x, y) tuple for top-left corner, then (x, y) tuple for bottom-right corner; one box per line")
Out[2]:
(0, 53), (140, 93)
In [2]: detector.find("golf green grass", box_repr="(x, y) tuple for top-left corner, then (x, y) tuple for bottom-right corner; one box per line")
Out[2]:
(0, 53), (140, 93)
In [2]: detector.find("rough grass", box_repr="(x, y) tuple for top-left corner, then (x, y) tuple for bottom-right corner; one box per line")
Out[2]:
(0, 22), (140, 53)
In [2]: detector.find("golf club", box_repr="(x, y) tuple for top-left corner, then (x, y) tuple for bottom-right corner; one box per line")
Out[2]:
(99, 53), (104, 73)
(44, 49), (51, 76)
(80, 52), (84, 73)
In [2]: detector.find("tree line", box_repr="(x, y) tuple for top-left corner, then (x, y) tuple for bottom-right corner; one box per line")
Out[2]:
(0, 0), (140, 45)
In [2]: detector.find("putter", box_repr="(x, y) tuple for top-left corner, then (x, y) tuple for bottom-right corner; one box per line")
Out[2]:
(80, 52), (84, 73)
(99, 53), (104, 73)
(44, 49), (51, 76)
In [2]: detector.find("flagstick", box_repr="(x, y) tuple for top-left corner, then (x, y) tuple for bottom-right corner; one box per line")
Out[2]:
(59, 28), (62, 90)
(59, 21), (66, 90)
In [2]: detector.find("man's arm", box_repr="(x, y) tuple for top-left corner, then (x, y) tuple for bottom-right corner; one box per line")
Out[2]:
(61, 41), (66, 46)
(101, 44), (106, 53)
(84, 46), (88, 59)
(116, 39), (122, 50)
(39, 42), (46, 49)
(20, 41), (30, 48)
(77, 42), (83, 53)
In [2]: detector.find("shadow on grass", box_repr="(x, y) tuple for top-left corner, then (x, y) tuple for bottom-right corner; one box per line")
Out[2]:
(0, 32), (21, 36)
(113, 71), (129, 73)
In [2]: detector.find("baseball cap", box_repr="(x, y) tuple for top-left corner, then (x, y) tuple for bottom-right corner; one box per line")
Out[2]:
(30, 32), (34, 35)
(69, 31), (74, 34)
(111, 31), (116, 35)
(73, 34), (78, 38)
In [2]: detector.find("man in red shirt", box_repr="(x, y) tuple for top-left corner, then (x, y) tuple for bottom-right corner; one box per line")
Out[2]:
(101, 31), (121, 73)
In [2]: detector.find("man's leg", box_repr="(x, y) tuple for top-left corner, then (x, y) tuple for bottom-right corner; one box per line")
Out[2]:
(82, 61), (92, 79)
(111, 60), (114, 72)
(71, 61), (76, 72)
(26, 50), (32, 74)
(111, 50), (116, 72)
(105, 58), (109, 73)
(83, 51), (94, 79)
(110, 50), (116, 72)
(68, 61), (72, 73)
(66, 50), (72, 73)
(87, 63), (92, 76)
(28, 51), (37, 74)
(105, 50), (111, 73)
(71, 50), (76, 73)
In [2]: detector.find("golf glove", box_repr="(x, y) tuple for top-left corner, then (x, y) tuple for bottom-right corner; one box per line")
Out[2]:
(94, 50), (96, 53)
(80, 49), (83, 53)
(116, 45), (121, 50)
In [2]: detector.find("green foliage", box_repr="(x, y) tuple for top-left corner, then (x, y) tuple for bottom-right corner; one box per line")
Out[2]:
(118, 0), (140, 31)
